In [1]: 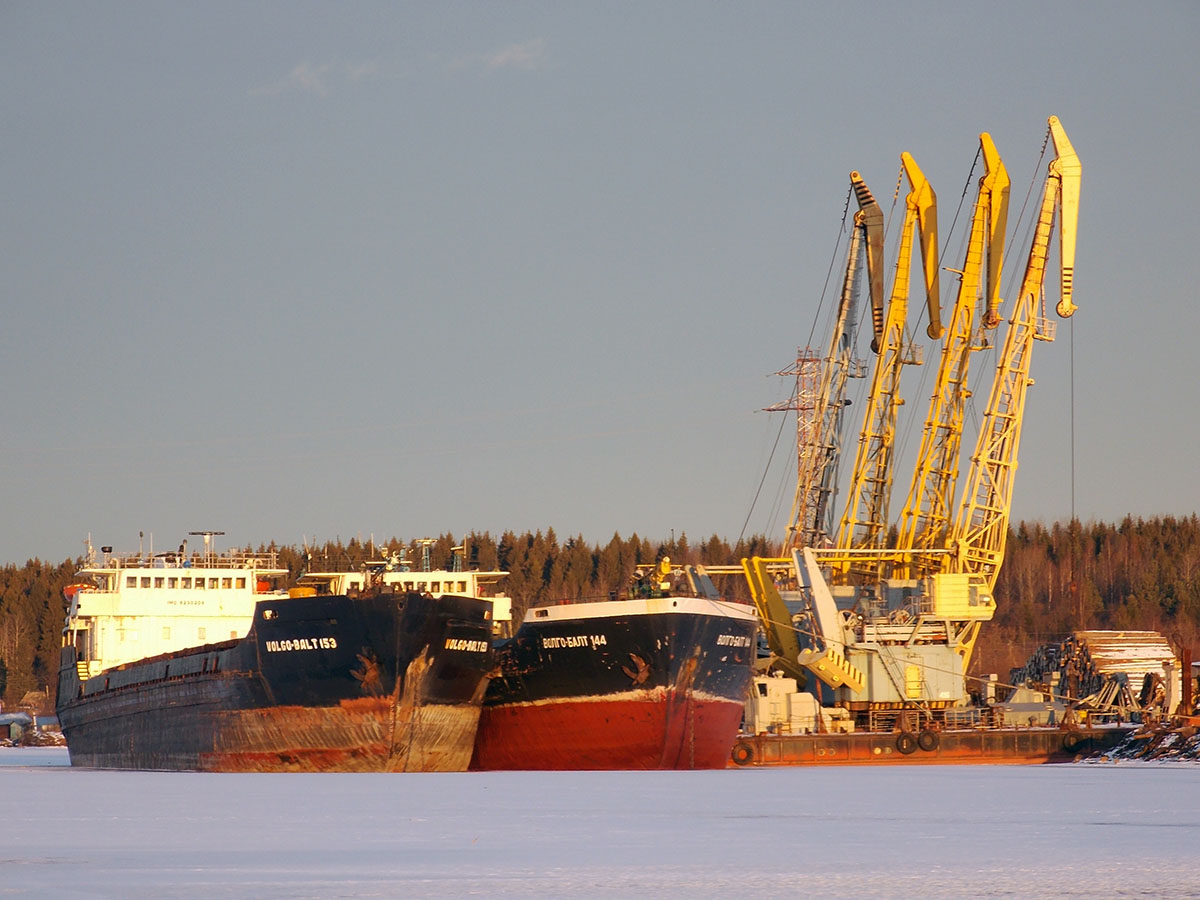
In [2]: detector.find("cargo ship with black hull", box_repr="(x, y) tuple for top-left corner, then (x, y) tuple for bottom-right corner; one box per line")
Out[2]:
(56, 534), (495, 772)
(470, 560), (758, 770)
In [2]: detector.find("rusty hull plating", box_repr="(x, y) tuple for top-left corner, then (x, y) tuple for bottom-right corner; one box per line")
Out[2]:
(56, 591), (495, 772)
(471, 596), (758, 770)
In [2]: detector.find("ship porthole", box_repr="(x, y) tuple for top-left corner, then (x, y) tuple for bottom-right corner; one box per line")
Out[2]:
(731, 743), (754, 766)
(917, 729), (939, 752)
(896, 732), (918, 755)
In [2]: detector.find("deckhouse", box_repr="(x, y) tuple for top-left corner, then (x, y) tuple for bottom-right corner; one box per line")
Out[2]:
(64, 534), (288, 677)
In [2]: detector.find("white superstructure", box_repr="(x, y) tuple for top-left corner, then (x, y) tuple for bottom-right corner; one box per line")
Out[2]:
(295, 563), (513, 634)
(64, 536), (289, 678)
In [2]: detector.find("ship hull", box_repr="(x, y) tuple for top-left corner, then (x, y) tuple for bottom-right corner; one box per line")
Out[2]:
(728, 726), (1134, 767)
(471, 597), (757, 770)
(56, 591), (494, 772)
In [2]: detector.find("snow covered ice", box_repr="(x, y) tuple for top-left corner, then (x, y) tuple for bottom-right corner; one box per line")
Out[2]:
(2, 748), (1198, 898)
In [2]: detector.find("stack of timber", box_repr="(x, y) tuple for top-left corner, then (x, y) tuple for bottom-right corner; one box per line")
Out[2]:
(1009, 631), (1182, 721)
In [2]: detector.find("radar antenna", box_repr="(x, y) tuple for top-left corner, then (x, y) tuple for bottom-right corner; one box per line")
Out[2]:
(188, 531), (226, 564)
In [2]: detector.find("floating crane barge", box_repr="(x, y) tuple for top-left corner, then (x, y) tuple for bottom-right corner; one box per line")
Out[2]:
(732, 723), (1128, 767)
(723, 117), (1141, 765)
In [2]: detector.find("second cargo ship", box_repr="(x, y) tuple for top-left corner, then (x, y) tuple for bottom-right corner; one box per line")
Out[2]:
(471, 561), (758, 770)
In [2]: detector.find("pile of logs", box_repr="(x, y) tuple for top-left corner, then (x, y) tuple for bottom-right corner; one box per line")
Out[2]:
(1009, 630), (1181, 721)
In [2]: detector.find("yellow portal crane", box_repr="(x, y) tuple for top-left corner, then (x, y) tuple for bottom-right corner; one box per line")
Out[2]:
(831, 153), (940, 580)
(786, 173), (885, 550)
(951, 115), (1080, 591)
(895, 134), (1010, 579)
(740, 118), (1079, 718)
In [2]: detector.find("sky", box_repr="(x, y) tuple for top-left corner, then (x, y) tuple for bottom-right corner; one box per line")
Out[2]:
(3, 3), (1199, 566)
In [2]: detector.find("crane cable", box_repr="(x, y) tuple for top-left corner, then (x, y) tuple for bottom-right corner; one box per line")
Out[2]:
(1070, 319), (1076, 522)
(739, 185), (857, 546)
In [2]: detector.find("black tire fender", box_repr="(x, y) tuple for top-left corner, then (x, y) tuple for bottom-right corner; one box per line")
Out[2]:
(917, 729), (939, 752)
(731, 742), (754, 766)
(1062, 731), (1085, 753)
(896, 732), (918, 755)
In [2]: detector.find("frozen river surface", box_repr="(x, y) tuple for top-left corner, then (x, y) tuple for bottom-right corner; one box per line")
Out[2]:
(2, 748), (1197, 898)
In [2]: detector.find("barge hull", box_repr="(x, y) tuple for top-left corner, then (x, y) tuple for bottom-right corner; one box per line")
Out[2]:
(729, 727), (1134, 767)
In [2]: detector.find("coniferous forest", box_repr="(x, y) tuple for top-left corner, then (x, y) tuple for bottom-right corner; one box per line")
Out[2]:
(3, 516), (1200, 710)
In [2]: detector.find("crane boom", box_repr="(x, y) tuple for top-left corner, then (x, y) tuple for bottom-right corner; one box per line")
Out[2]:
(895, 134), (1010, 578)
(831, 153), (939, 579)
(951, 116), (1080, 589)
(1051, 117), (1080, 318)
(982, 132), (1011, 329)
(787, 173), (885, 549)
(858, 171), (888, 355)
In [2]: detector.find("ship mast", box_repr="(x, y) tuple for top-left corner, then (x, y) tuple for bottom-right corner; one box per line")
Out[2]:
(188, 530), (226, 565)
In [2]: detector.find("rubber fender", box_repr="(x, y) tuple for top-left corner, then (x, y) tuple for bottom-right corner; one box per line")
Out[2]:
(896, 732), (918, 755)
(1062, 731), (1086, 753)
(917, 729), (939, 752)
(731, 742), (754, 766)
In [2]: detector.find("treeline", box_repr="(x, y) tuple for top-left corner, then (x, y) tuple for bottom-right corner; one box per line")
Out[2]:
(4, 518), (1200, 709)
(0, 558), (79, 708)
(273, 529), (774, 616)
(978, 515), (1200, 676)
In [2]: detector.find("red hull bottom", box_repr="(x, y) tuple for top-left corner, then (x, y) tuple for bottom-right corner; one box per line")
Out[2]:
(471, 692), (745, 770)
